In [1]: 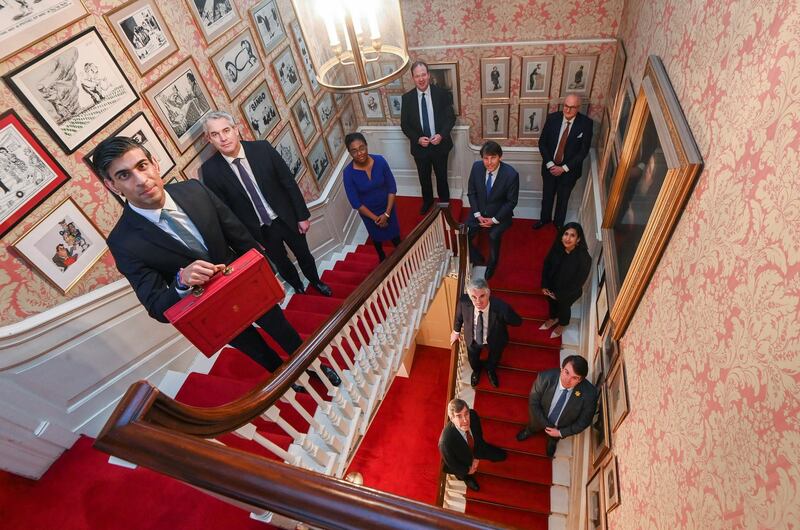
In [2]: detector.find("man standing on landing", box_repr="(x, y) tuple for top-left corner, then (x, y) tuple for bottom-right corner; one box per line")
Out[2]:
(400, 60), (456, 214)
(200, 111), (331, 297)
(533, 94), (593, 230)
(517, 355), (598, 457)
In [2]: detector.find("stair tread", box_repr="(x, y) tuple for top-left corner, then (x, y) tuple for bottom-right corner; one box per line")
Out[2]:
(321, 269), (368, 285)
(493, 291), (550, 319)
(499, 343), (561, 372)
(467, 474), (551, 513)
(474, 367), (537, 397)
(477, 449), (552, 484)
(465, 499), (549, 530)
(479, 417), (549, 456)
(508, 319), (562, 348)
(474, 391), (530, 425)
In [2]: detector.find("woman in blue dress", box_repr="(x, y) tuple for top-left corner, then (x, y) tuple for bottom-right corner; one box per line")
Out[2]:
(343, 133), (401, 261)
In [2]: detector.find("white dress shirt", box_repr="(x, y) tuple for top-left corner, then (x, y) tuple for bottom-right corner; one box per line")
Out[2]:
(545, 117), (573, 172)
(417, 87), (437, 137)
(223, 146), (277, 222)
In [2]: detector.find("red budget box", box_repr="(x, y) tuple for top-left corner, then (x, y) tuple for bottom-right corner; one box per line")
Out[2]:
(164, 249), (284, 356)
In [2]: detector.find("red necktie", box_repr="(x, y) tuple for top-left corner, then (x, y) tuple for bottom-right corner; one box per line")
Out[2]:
(466, 430), (475, 451)
(554, 121), (571, 165)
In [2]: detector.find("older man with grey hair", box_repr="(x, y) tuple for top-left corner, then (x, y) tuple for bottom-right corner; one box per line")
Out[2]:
(199, 110), (331, 297)
(450, 277), (522, 388)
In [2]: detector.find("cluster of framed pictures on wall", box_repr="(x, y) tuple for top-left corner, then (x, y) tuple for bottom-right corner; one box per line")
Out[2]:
(479, 54), (597, 141)
(0, 0), (352, 294)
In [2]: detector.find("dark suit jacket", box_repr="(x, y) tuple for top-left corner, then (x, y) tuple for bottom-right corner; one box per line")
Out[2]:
(400, 84), (456, 158)
(528, 368), (599, 438)
(453, 294), (522, 349)
(541, 245), (592, 306)
(439, 409), (492, 478)
(466, 160), (520, 226)
(106, 180), (260, 323)
(201, 140), (310, 246)
(538, 111), (593, 181)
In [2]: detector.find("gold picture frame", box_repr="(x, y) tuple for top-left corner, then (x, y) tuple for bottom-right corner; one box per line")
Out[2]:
(561, 55), (598, 98)
(0, 0), (88, 62)
(602, 55), (703, 339)
(603, 455), (621, 513)
(481, 103), (509, 140)
(428, 62), (461, 115)
(520, 55), (554, 99)
(586, 468), (606, 530)
(480, 56), (512, 99)
(183, 0), (240, 45)
(12, 197), (108, 295)
(518, 102), (547, 140)
(607, 359), (629, 433)
(210, 27), (264, 101)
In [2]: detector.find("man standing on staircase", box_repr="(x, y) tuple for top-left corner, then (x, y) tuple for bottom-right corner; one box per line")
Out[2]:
(200, 111), (332, 297)
(451, 277), (522, 388)
(92, 136), (320, 390)
(439, 398), (507, 492)
(517, 355), (598, 457)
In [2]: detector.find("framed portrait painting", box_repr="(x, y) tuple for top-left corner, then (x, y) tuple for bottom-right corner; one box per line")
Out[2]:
(12, 197), (107, 294)
(306, 137), (331, 184)
(520, 56), (553, 99)
(250, 0), (286, 55)
(386, 94), (403, 118)
(340, 104), (357, 133)
(359, 90), (385, 121)
(144, 58), (214, 153)
(586, 469), (606, 530)
(184, 0), (239, 45)
(271, 46), (302, 102)
(518, 102), (547, 139)
(482, 103), (509, 140)
(104, 0), (178, 75)
(561, 55), (598, 97)
(240, 81), (280, 140)
(428, 62), (460, 115)
(590, 386), (611, 470)
(182, 142), (217, 181)
(291, 94), (317, 147)
(83, 111), (176, 204)
(289, 20), (320, 94)
(614, 78), (636, 157)
(596, 275), (610, 334)
(603, 456), (621, 513)
(273, 125), (307, 180)
(3, 27), (139, 154)
(325, 120), (345, 160)
(607, 360), (629, 432)
(0, 0), (88, 62)
(480, 57), (511, 99)
(601, 331), (618, 376)
(211, 28), (263, 100)
(0, 110), (70, 238)
(315, 93), (336, 130)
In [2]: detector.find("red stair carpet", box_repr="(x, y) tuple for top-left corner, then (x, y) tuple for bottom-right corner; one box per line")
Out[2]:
(0, 196), (462, 529)
(465, 219), (562, 530)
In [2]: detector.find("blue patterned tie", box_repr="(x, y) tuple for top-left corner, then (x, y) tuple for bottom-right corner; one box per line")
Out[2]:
(233, 158), (271, 226)
(420, 93), (432, 138)
(159, 209), (210, 260)
(485, 172), (493, 197)
(548, 388), (569, 425)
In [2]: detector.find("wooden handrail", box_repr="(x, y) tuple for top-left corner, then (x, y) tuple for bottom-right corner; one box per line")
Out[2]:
(97, 381), (512, 530)
(116, 205), (445, 438)
(94, 206), (511, 528)
(436, 224), (469, 507)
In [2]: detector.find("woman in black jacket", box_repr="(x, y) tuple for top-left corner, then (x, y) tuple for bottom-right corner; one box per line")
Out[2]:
(539, 222), (592, 338)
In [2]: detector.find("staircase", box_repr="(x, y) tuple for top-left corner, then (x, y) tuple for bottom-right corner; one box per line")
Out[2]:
(443, 220), (570, 529)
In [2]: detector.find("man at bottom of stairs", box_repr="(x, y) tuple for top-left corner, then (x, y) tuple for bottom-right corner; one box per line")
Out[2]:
(439, 398), (507, 492)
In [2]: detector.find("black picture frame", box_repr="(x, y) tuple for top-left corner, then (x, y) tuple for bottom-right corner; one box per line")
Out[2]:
(3, 27), (139, 154)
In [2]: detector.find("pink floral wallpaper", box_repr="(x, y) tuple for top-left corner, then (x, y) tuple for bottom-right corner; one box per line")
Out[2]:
(609, 0), (800, 528)
(0, 0), (339, 325)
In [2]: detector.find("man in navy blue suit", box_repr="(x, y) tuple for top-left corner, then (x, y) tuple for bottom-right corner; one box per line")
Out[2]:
(533, 94), (593, 230)
(466, 141), (519, 279)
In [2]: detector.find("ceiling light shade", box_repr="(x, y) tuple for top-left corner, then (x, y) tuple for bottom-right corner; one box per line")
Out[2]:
(291, 0), (410, 93)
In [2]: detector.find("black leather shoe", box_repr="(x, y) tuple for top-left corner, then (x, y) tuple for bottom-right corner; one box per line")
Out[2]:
(516, 428), (533, 441)
(291, 284), (305, 294)
(487, 370), (499, 388)
(291, 383), (307, 393)
(532, 220), (548, 229)
(464, 477), (480, 492)
(470, 371), (481, 387)
(320, 365), (341, 386)
(313, 282), (332, 297)
(419, 201), (433, 215)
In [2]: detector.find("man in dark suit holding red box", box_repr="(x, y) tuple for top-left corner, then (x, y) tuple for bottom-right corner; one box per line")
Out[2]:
(93, 136), (301, 377)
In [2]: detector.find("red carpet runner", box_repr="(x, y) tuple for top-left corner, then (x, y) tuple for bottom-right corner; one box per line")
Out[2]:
(465, 219), (562, 530)
(0, 197), (460, 529)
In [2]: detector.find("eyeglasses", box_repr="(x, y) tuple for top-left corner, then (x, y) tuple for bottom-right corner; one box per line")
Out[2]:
(348, 145), (368, 154)
(563, 105), (579, 110)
